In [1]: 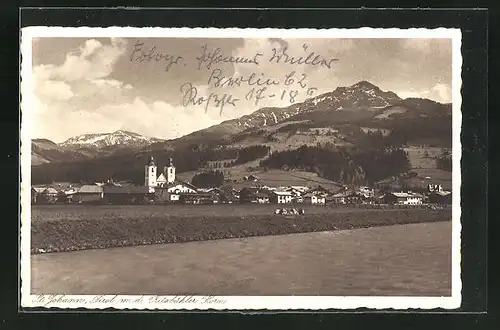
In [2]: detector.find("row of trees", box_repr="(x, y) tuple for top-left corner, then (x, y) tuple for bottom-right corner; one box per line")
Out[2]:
(380, 117), (452, 147)
(260, 145), (411, 185)
(233, 145), (271, 165)
(191, 170), (225, 188)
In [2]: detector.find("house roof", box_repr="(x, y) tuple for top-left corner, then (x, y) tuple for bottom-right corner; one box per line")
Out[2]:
(64, 189), (78, 195)
(434, 190), (452, 196)
(156, 173), (167, 182)
(104, 181), (121, 187)
(32, 187), (46, 193)
(43, 187), (59, 195)
(304, 191), (328, 197)
(272, 191), (293, 196)
(78, 185), (103, 193)
(165, 180), (198, 190)
(391, 192), (411, 198)
(389, 192), (423, 198)
(288, 186), (309, 192)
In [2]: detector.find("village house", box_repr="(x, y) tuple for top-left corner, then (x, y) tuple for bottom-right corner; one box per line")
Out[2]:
(239, 187), (270, 204)
(303, 191), (327, 205)
(286, 186), (309, 197)
(225, 188), (240, 203)
(180, 192), (220, 204)
(243, 174), (259, 182)
(39, 187), (59, 204)
(428, 190), (452, 205)
(359, 186), (375, 197)
(31, 187), (46, 204)
(163, 181), (199, 202)
(383, 192), (423, 205)
(330, 191), (349, 205)
(269, 191), (293, 204)
(57, 187), (78, 203)
(204, 188), (226, 203)
(260, 185), (276, 192)
(76, 185), (104, 204)
(428, 184), (444, 192)
(329, 190), (373, 205)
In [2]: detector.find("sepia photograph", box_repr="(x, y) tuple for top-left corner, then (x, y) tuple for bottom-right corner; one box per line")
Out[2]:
(20, 27), (462, 310)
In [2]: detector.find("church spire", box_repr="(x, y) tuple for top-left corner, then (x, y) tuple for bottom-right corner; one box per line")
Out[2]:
(147, 156), (155, 166)
(165, 157), (176, 183)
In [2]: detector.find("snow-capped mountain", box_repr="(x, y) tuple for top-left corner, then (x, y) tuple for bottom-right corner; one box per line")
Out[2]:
(31, 139), (89, 165)
(222, 81), (402, 130)
(60, 130), (165, 149)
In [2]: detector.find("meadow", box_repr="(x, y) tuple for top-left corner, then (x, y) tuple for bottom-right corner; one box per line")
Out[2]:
(32, 203), (364, 222)
(31, 204), (451, 254)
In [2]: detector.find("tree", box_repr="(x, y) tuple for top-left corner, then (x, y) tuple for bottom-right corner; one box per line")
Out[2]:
(191, 170), (225, 188)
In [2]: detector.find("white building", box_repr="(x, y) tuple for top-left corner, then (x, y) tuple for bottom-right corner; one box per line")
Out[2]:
(271, 191), (293, 204)
(145, 156), (177, 188)
(384, 192), (423, 205)
(303, 192), (326, 205)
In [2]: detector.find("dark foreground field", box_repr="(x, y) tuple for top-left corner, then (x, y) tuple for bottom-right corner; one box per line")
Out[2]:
(31, 221), (452, 296)
(31, 205), (451, 254)
(31, 204), (408, 222)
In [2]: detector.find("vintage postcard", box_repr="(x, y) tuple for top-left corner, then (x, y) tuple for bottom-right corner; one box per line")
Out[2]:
(20, 27), (462, 310)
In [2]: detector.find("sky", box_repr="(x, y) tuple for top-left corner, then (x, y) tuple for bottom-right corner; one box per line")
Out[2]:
(27, 37), (453, 143)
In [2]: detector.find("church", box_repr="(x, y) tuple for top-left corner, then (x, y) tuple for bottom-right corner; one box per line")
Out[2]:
(144, 156), (176, 188)
(144, 156), (198, 201)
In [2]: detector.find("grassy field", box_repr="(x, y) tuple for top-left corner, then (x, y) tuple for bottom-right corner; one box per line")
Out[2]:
(33, 203), (359, 222)
(31, 221), (452, 296)
(404, 146), (444, 169)
(31, 205), (451, 254)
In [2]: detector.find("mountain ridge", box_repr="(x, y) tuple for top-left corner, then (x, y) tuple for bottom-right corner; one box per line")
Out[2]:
(32, 130), (166, 165)
(60, 129), (165, 149)
(31, 81), (452, 169)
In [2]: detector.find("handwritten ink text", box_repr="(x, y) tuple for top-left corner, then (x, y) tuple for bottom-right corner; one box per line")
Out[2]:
(196, 44), (263, 71)
(130, 40), (183, 72)
(269, 44), (339, 69)
(180, 82), (239, 115)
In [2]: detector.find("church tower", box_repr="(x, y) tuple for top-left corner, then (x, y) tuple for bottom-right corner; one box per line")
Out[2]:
(145, 156), (157, 187)
(164, 157), (176, 183)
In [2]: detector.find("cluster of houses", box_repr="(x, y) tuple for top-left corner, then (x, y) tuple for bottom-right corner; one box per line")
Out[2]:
(31, 157), (453, 206)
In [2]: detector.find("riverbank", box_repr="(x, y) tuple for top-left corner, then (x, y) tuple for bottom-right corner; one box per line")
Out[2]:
(31, 221), (452, 296)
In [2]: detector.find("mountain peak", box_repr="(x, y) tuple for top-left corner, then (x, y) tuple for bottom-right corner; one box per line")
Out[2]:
(60, 130), (164, 149)
(350, 80), (379, 90)
(113, 129), (140, 136)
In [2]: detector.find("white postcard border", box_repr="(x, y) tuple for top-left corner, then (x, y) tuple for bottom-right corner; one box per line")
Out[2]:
(20, 27), (463, 310)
